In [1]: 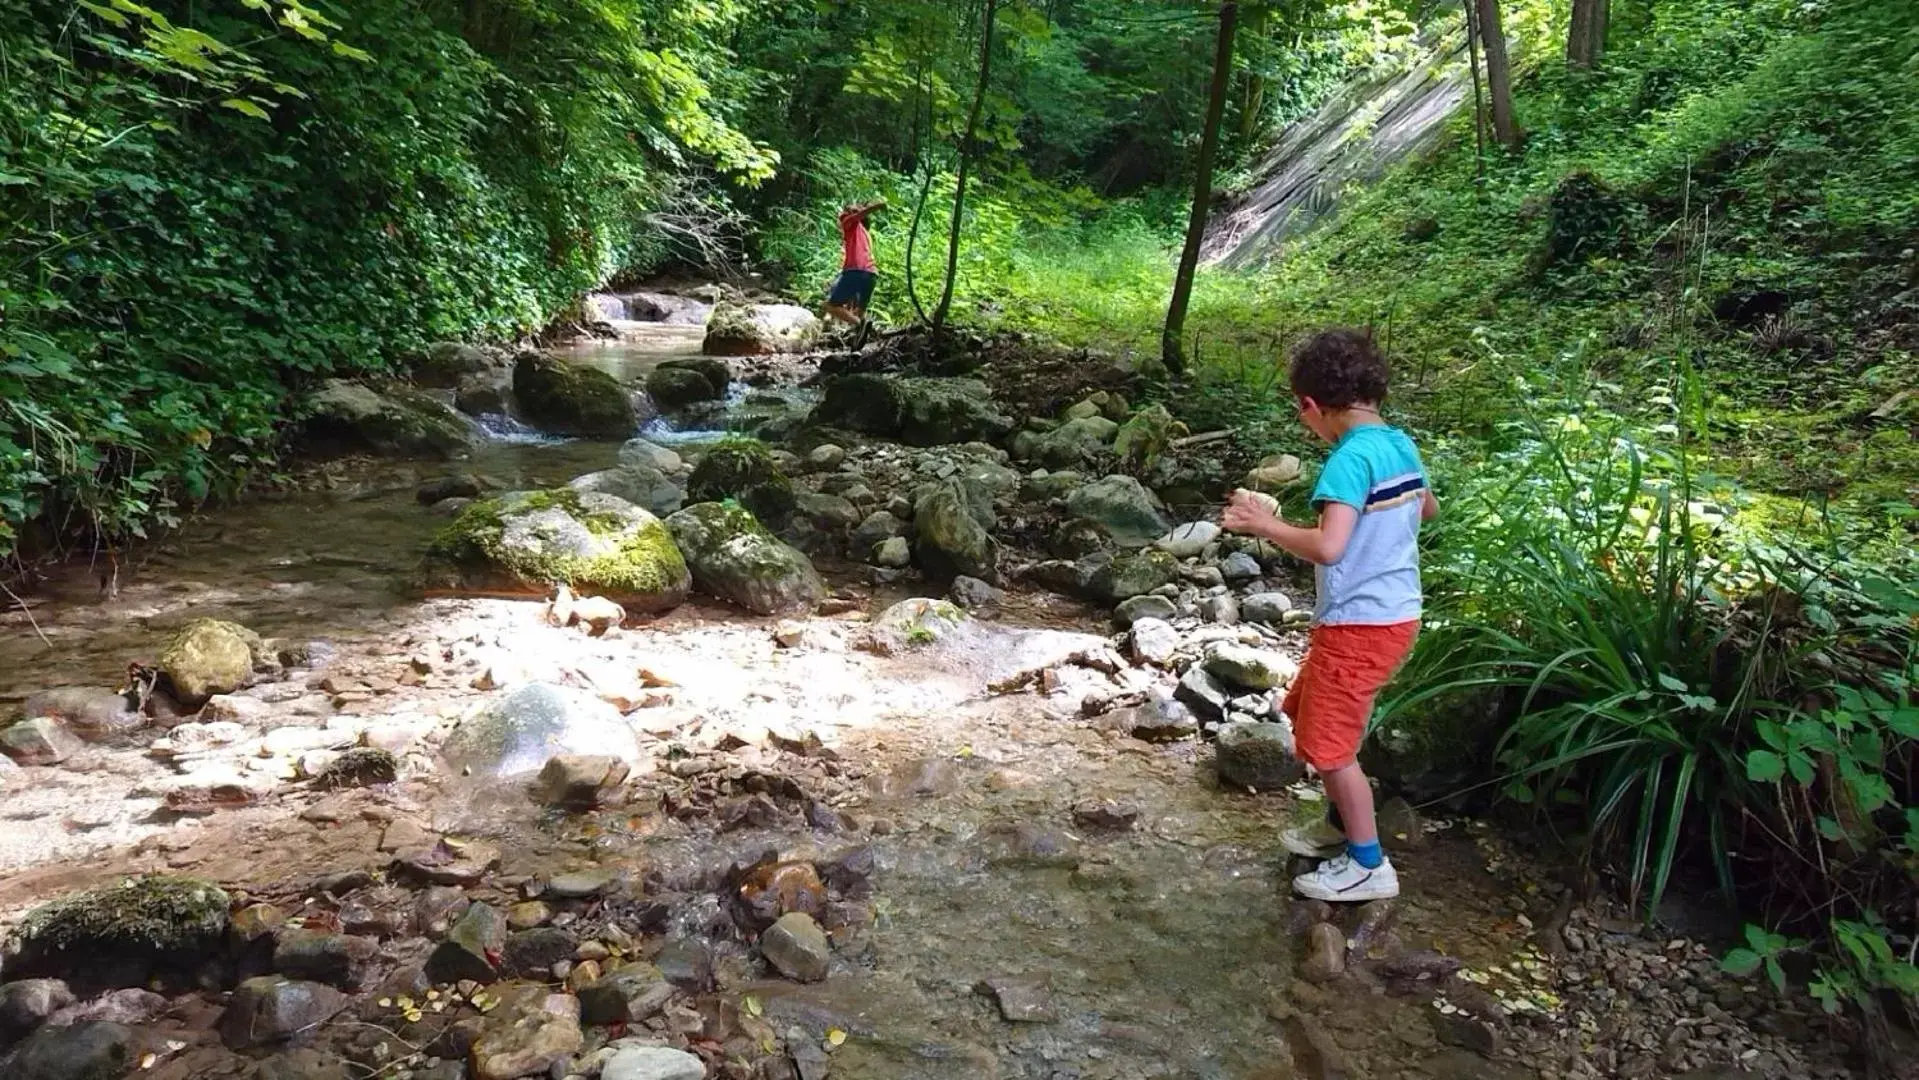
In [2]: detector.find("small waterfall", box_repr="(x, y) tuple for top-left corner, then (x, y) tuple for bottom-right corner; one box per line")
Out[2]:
(1203, 27), (1472, 269)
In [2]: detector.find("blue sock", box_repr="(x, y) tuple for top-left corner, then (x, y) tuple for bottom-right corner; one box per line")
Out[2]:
(1347, 839), (1384, 870)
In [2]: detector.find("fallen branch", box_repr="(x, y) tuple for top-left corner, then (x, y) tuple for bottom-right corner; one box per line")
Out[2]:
(1171, 428), (1235, 449)
(1, 579), (51, 649)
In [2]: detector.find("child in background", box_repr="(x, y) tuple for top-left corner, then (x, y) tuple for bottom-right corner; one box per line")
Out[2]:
(1222, 327), (1438, 901)
(824, 199), (885, 325)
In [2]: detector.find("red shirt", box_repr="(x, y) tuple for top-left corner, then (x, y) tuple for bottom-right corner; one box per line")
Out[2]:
(839, 210), (875, 272)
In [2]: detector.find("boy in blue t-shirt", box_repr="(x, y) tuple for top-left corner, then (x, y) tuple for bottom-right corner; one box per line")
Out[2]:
(1223, 327), (1437, 901)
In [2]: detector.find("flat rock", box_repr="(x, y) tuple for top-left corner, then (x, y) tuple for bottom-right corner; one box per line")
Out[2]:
(976, 973), (1058, 1023)
(545, 869), (620, 899)
(469, 983), (583, 1080)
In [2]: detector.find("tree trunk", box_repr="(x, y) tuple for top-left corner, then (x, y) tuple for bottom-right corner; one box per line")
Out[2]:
(931, 0), (998, 331)
(1474, 0), (1520, 148)
(1161, 1), (1239, 377)
(1237, 2), (1269, 144)
(1568, 0), (1609, 67)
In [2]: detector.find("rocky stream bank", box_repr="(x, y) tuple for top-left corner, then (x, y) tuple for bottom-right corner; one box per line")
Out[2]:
(0, 284), (1862, 1080)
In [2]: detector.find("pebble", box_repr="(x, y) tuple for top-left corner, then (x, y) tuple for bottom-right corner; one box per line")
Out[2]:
(761, 912), (831, 982)
(1218, 551), (1263, 581)
(1303, 923), (1346, 983)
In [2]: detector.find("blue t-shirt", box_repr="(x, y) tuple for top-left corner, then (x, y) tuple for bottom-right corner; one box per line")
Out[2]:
(1309, 424), (1427, 625)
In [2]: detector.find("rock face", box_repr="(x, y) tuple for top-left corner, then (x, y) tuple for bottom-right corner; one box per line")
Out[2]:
(512, 353), (636, 438)
(159, 618), (263, 706)
(703, 301), (822, 356)
(568, 464), (684, 518)
(2, 876), (230, 991)
(645, 357), (730, 408)
(419, 489), (690, 612)
(0, 1020), (137, 1080)
(811, 374), (1014, 446)
(665, 502), (826, 616)
(603, 1045), (707, 1080)
(913, 483), (999, 584)
(305, 379), (473, 458)
(760, 912), (830, 982)
(1067, 476), (1171, 548)
(220, 977), (348, 1048)
(440, 683), (642, 779)
(1215, 722), (1305, 791)
(0, 717), (84, 766)
(685, 440), (796, 525)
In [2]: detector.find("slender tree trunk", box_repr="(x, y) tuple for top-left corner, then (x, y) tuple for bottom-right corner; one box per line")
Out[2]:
(932, 0), (998, 331)
(1568, 0), (1610, 67)
(1161, 1), (1239, 377)
(1474, 0), (1520, 148)
(1237, 1), (1268, 144)
(1464, 0), (1487, 178)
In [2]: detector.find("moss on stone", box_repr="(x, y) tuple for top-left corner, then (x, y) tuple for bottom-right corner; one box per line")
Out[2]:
(420, 488), (690, 610)
(686, 438), (796, 523)
(512, 353), (637, 438)
(664, 500), (825, 615)
(4, 876), (230, 986)
(158, 618), (265, 705)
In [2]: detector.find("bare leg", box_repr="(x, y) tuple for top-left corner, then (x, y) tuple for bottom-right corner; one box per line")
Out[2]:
(1320, 763), (1377, 845)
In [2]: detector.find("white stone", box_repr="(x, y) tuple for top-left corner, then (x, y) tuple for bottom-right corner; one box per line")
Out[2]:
(602, 1045), (707, 1080)
(1154, 521), (1220, 558)
(1128, 618), (1181, 666)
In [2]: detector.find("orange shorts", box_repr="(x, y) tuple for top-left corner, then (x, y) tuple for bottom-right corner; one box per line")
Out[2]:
(1281, 621), (1419, 771)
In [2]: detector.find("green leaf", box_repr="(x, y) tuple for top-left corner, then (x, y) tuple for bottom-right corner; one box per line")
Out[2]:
(1786, 752), (1815, 786)
(1815, 816), (1848, 842)
(220, 98), (271, 119)
(330, 41), (373, 62)
(1656, 673), (1688, 693)
(1722, 949), (1763, 977)
(1745, 750), (1785, 783)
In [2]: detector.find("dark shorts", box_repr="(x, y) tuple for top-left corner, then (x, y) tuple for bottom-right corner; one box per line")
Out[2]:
(828, 268), (877, 308)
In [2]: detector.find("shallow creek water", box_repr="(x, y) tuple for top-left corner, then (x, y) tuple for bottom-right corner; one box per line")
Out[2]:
(0, 330), (1845, 1080)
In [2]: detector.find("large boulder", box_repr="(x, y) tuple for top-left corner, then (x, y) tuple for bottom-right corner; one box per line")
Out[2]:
(159, 619), (266, 706)
(418, 489), (690, 612)
(440, 683), (643, 779)
(665, 502), (825, 616)
(1085, 549), (1181, 604)
(220, 977), (348, 1049)
(0, 1021), (137, 1080)
(305, 379), (473, 459)
(811, 375), (1014, 447)
(1010, 415), (1120, 469)
(1066, 475), (1171, 548)
(568, 464), (684, 518)
(415, 342), (505, 388)
(912, 483), (998, 584)
(512, 353), (636, 438)
(645, 357), (731, 409)
(685, 440), (796, 525)
(702, 302), (822, 356)
(2, 876), (230, 991)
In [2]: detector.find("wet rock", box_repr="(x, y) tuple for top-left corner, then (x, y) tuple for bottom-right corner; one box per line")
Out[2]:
(947, 575), (1004, 611)
(1072, 801), (1139, 831)
(419, 489), (690, 612)
(1066, 475), (1170, 548)
(20, 687), (140, 737)
(603, 1045), (706, 1080)
(502, 928), (579, 978)
(570, 464), (685, 519)
(1127, 617), (1181, 666)
(513, 353), (636, 437)
(413, 888), (470, 936)
(704, 301), (821, 356)
(418, 475), (483, 506)
(981, 822), (1081, 869)
(0, 1020), (137, 1080)
(455, 378), (510, 417)
(160, 618), (264, 706)
(272, 930), (376, 989)
(1347, 899), (1399, 961)
(850, 510), (906, 559)
(1113, 594), (1177, 627)
(312, 747), (397, 790)
(545, 869), (620, 899)
(0, 979), (73, 1039)
(646, 357), (730, 408)
(578, 965), (675, 1026)
(685, 440), (796, 524)
(221, 977), (348, 1048)
(666, 501), (824, 616)
(1087, 548), (1181, 603)
(811, 374), (1012, 447)
(1243, 454), (1302, 492)
(1011, 415), (1119, 469)
(1204, 644), (1298, 690)
(440, 683), (642, 779)
(1239, 591), (1294, 623)
(1215, 722), (1305, 791)
(912, 482), (998, 584)
(418, 341), (501, 384)
(1113, 695), (1198, 743)
(735, 859), (827, 930)
(1218, 551), (1263, 582)
(1198, 592), (1240, 625)
(250, 1049), (354, 1080)
(1174, 666), (1231, 723)
(619, 438), (684, 472)
(0, 717), (83, 766)
(865, 598), (970, 655)
(506, 902), (552, 932)
(469, 983), (584, 1080)
(761, 913), (830, 982)
(1376, 796), (1427, 850)
(306, 379), (472, 458)
(2, 876), (229, 991)
(1154, 521), (1220, 558)
(976, 974), (1058, 1023)
(425, 903), (507, 984)
(1431, 1010), (1503, 1056)
(532, 754), (630, 809)
(232, 903), (287, 943)
(395, 837), (501, 887)
(1303, 923), (1346, 983)
(1286, 899), (1335, 935)
(873, 536), (910, 568)
(653, 938), (713, 990)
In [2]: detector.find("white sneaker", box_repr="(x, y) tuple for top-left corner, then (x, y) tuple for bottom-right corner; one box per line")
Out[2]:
(1292, 853), (1400, 902)
(1280, 818), (1348, 858)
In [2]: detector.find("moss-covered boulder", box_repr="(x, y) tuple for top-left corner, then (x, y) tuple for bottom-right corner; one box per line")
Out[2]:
(665, 502), (825, 616)
(645, 357), (731, 409)
(1066, 475), (1171, 549)
(702, 301), (822, 356)
(1011, 415), (1120, 469)
(418, 489), (690, 612)
(810, 375), (1014, 447)
(686, 439), (796, 524)
(512, 353), (637, 438)
(1087, 548), (1181, 603)
(415, 341), (504, 388)
(912, 482), (999, 584)
(865, 598), (972, 655)
(2, 876), (231, 991)
(305, 379), (474, 459)
(159, 619), (267, 706)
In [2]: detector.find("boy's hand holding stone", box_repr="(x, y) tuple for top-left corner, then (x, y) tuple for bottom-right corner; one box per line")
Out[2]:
(1222, 488), (1281, 535)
